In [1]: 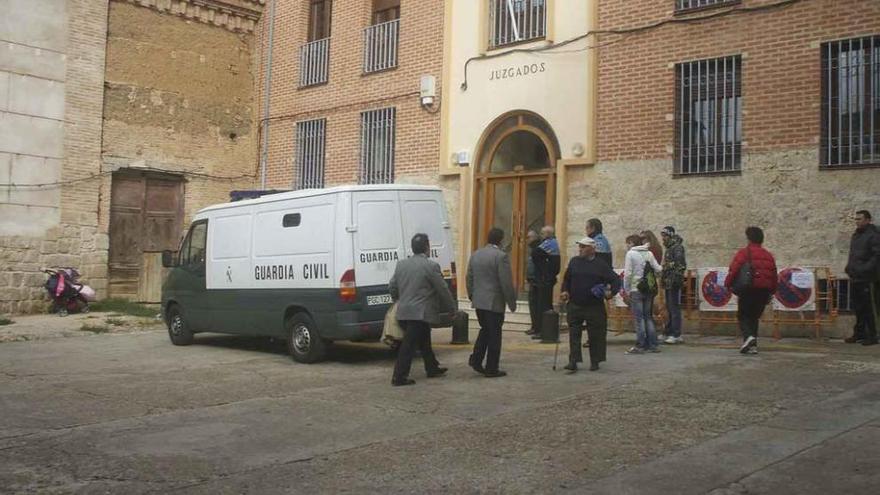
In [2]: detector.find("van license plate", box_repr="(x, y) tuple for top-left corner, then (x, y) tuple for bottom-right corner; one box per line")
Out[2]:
(367, 294), (393, 306)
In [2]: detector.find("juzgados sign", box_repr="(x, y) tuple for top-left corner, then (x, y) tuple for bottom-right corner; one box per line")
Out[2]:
(489, 63), (547, 82)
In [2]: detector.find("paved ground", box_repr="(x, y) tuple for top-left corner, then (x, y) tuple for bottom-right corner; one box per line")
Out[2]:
(0, 314), (878, 494)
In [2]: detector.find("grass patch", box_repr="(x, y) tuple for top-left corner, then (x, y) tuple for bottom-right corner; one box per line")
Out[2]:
(0, 317), (13, 326)
(80, 323), (111, 334)
(89, 298), (157, 318)
(105, 318), (126, 327)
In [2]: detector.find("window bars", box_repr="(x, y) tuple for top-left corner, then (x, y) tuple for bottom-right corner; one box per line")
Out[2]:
(359, 108), (396, 184)
(821, 35), (880, 167)
(488, 0), (546, 49)
(299, 37), (330, 87)
(674, 55), (742, 175)
(363, 18), (399, 73)
(675, 0), (738, 12)
(295, 119), (326, 189)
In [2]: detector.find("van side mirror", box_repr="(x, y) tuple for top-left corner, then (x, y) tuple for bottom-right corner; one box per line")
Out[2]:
(162, 250), (177, 268)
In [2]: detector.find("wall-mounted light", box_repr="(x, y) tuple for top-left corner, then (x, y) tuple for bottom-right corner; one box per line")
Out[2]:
(420, 75), (436, 107)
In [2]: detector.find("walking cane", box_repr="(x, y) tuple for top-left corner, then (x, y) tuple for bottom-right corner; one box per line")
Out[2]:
(552, 303), (565, 371)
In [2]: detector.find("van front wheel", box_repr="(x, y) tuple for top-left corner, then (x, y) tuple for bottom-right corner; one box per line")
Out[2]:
(287, 313), (326, 363)
(167, 305), (194, 346)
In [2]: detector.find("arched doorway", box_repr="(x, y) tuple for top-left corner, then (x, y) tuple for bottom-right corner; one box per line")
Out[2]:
(473, 111), (559, 294)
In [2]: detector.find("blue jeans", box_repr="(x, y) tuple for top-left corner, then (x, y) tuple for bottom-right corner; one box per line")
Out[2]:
(665, 287), (683, 338)
(630, 291), (657, 349)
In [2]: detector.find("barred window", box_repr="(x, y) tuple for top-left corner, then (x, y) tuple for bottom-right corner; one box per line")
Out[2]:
(488, 0), (546, 50)
(674, 55), (742, 175)
(821, 36), (880, 168)
(295, 119), (326, 189)
(675, 0), (739, 13)
(359, 108), (395, 184)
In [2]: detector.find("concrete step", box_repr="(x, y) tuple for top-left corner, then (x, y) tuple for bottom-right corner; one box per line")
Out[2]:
(459, 300), (532, 325)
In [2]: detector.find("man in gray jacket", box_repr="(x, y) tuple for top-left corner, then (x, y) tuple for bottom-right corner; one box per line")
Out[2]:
(389, 233), (457, 386)
(467, 228), (517, 377)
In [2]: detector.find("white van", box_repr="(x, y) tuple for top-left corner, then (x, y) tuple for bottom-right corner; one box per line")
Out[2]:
(160, 185), (456, 363)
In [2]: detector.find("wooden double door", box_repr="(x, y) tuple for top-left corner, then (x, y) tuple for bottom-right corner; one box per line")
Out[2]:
(108, 172), (184, 301)
(479, 173), (555, 294)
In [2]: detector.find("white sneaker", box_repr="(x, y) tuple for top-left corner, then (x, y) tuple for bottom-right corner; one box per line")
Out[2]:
(664, 336), (678, 344)
(740, 336), (757, 354)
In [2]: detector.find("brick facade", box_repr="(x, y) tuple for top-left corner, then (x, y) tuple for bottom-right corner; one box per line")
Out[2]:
(257, 0), (445, 190)
(598, 0), (880, 161)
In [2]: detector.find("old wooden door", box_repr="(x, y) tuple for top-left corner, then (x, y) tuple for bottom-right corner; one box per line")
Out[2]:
(108, 172), (184, 301)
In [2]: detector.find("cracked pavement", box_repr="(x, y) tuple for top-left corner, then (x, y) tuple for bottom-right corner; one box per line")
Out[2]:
(1, 324), (879, 494)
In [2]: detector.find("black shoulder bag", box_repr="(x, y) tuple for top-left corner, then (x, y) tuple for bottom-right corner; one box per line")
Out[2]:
(731, 247), (753, 296)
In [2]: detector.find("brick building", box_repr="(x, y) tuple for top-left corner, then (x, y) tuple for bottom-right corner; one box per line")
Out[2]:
(589, 0), (880, 274)
(255, 0), (456, 226)
(0, 0), (264, 313)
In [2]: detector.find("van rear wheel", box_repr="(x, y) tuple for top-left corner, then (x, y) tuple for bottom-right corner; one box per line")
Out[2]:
(287, 313), (326, 363)
(167, 305), (194, 346)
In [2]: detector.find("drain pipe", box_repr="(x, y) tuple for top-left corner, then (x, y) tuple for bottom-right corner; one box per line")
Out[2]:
(259, 0), (277, 190)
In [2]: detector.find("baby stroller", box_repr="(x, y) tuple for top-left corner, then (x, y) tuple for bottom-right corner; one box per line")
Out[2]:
(43, 267), (96, 316)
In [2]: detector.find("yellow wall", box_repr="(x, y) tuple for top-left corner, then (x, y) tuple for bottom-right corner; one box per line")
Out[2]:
(440, 0), (598, 294)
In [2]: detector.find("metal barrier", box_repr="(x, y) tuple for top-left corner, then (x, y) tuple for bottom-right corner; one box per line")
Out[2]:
(363, 19), (399, 74)
(299, 37), (330, 87)
(605, 268), (839, 341)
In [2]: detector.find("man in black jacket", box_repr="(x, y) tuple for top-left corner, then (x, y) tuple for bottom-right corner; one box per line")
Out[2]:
(560, 237), (621, 373)
(530, 226), (561, 340)
(845, 210), (880, 346)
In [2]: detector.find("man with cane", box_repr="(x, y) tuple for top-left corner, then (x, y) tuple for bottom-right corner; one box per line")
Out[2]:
(559, 237), (620, 373)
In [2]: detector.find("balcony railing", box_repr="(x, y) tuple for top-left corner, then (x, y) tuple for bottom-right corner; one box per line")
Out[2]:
(363, 19), (399, 74)
(299, 37), (330, 87)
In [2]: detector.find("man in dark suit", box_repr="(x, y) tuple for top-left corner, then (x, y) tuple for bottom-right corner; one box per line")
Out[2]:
(467, 228), (517, 377)
(389, 233), (457, 386)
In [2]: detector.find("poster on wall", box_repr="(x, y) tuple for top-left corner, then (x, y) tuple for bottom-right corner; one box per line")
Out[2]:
(612, 269), (628, 308)
(698, 268), (738, 311)
(772, 267), (816, 311)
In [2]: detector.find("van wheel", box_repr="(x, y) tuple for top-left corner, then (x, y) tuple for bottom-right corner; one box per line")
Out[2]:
(167, 305), (194, 346)
(287, 313), (326, 363)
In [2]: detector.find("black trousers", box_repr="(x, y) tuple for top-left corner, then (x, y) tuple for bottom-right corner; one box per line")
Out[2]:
(393, 320), (440, 382)
(472, 309), (504, 372)
(567, 303), (607, 365)
(737, 288), (772, 341)
(528, 283), (555, 334)
(851, 281), (879, 342)
(528, 283), (540, 332)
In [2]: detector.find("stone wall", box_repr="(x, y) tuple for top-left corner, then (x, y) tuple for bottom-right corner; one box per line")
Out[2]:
(0, 0), (263, 314)
(0, 0), (109, 314)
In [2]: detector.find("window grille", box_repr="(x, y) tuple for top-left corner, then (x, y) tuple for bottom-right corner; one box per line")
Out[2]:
(359, 108), (395, 184)
(674, 55), (742, 175)
(675, 0), (739, 12)
(821, 35), (880, 167)
(488, 0), (546, 49)
(295, 119), (326, 189)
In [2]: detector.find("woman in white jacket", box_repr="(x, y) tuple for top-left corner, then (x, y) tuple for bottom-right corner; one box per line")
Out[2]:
(623, 234), (664, 354)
